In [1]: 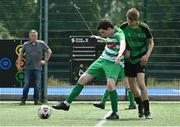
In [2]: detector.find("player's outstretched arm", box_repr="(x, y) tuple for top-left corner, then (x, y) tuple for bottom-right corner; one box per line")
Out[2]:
(91, 35), (110, 43)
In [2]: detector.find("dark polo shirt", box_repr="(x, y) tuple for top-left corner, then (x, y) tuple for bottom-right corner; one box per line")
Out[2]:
(22, 40), (49, 70)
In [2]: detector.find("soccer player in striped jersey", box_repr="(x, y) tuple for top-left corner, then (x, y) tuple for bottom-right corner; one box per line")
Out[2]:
(120, 8), (154, 119)
(93, 68), (137, 110)
(52, 19), (126, 120)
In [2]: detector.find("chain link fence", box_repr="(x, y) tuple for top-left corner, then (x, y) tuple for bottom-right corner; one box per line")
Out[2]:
(0, 0), (179, 101)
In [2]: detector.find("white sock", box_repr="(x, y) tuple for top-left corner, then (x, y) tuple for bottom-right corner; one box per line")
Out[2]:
(64, 100), (70, 106)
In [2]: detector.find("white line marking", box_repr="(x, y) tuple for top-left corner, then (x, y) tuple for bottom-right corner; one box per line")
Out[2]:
(94, 111), (112, 127)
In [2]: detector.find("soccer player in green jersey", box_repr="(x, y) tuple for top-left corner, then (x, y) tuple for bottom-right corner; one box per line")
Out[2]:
(93, 68), (136, 110)
(52, 19), (126, 119)
(120, 8), (154, 119)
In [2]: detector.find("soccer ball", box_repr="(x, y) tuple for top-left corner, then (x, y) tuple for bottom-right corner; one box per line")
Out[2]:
(38, 105), (51, 119)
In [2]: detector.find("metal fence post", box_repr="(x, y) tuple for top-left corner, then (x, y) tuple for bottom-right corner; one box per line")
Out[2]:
(40, 0), (48, 103)
(143, 0), (148, 23)
(43, 0), (48, 103)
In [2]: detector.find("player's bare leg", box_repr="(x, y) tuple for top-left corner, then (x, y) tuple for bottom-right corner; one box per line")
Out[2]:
(128, 77), (144, 118)
(137, 73), (152, 119)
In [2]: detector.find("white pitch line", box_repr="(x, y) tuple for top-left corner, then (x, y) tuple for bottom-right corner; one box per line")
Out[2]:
(94, 111), (112, 127)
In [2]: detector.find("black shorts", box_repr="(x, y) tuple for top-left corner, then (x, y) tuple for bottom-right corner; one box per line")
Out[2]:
(125, 60), (146, 77)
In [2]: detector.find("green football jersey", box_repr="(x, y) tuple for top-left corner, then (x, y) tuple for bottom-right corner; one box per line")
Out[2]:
(100, 26), (125, 66)
(120, 21), (153, 64)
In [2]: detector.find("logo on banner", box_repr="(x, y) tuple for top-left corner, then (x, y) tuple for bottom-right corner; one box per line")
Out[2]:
(15, 45), (23, 55)
(0, 57), (12, 70)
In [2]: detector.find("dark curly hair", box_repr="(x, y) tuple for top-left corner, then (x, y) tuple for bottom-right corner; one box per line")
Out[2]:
(97, 19), (114, 30)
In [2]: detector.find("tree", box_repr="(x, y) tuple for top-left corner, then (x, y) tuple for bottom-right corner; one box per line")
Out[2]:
(0, 0), (39, 38)
(0, 22), (12, 39)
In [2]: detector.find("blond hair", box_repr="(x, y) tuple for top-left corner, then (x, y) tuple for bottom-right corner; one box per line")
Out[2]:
(29, 29), (38, 35)
(126, 8), (139, 20)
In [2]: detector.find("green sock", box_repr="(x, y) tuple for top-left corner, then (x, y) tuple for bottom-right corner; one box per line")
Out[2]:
(66, 83), (84, 104)
(127, 88), (135, 106)
(109, 90), (118, 112)
(101, 89), (109, 105)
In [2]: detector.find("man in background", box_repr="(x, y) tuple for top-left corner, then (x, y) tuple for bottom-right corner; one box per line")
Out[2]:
(17, 29), (52, 105)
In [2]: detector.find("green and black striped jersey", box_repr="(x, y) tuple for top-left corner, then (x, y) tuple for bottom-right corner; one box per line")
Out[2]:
(100, 26), (125, 66)
(120, 21), (153, 64)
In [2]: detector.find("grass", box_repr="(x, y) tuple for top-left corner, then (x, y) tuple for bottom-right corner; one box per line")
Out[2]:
(47, 76), (180, 87)
(0, 102), (180, 126)
(146, 77), (180, 87)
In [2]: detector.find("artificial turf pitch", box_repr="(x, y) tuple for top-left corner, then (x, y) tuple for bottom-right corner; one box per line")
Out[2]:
(0, 101), (180, 126)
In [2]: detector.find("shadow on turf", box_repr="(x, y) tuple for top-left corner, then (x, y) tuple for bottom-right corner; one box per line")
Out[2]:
(14, 103), (42, 106)
(56, 116), (141, 121)
(104, 109), (136, 111)
(97, 118), (141, 121)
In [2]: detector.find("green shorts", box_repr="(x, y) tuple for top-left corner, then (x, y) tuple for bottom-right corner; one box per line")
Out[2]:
(86, 58), (123, 82)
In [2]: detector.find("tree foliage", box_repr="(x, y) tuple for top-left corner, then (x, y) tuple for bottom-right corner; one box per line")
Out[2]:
(0, 0), (39, 38)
